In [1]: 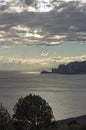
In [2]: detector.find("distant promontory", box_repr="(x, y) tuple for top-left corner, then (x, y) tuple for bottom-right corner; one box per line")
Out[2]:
(41, 61), (86, 74)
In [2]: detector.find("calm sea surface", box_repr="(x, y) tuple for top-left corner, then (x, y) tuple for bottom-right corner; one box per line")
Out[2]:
(0, 71), (86, 120)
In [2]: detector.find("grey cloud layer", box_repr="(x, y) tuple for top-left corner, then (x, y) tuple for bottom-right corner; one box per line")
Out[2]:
(0, 1), (86, 46)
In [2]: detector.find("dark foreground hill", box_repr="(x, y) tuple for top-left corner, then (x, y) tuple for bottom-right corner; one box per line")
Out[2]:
(41, 61), (86, 74)
(46, 115), (86, 130)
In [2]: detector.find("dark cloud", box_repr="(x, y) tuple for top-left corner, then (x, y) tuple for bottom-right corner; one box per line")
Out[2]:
(0, 4), (8, 11)
(0, 1), (86, 46)
(24, 0), (34, 5)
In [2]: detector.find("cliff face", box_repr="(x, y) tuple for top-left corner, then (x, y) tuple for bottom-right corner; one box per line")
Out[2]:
(41, 61), (86, 74)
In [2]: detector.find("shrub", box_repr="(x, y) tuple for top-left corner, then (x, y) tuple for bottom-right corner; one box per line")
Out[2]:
(0, 103), (15, 130)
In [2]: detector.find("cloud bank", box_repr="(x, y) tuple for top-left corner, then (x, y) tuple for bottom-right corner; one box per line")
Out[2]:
(0, 0), (86, 46)
(0, 55), (86, 71)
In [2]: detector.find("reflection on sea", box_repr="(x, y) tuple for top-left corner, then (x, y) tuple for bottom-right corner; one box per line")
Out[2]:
(0, 71), (86, 120)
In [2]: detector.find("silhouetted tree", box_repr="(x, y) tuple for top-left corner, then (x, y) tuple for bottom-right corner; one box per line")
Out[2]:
(0, 103), (15, 130)
(13, 94), (54, 130)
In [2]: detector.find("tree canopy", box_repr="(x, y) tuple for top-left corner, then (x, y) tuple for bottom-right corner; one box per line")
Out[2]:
(13, 94), (54, 130)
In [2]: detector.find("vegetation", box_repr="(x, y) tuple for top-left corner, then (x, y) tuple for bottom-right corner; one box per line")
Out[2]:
(13, 94), (54, 130)
(0, 103), (15, 130)
(40, 125), (86, 130)
(0, 94), (86, 130)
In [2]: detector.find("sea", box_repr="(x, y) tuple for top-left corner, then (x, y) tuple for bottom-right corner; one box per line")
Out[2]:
(0, 71), (86, 120)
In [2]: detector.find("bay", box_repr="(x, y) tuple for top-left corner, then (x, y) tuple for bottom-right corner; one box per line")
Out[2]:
(0, 71), (86, 120)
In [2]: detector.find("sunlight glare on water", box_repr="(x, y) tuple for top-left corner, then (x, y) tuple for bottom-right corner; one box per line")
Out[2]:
(0, 71), (86, 120)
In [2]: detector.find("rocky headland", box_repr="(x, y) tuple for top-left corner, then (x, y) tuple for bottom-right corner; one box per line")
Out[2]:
(41, 61), (86, 74)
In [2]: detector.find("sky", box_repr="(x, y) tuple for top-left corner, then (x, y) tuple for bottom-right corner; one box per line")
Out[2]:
(0, 0), (86, 71)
